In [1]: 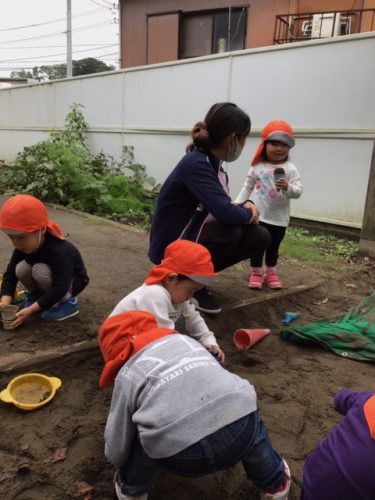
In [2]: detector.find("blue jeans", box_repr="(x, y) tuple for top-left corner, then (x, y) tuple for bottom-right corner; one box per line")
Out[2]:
(118, 411), (285, 496)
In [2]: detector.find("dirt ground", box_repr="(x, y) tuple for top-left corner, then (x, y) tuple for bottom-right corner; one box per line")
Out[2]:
(0, 199), (374, 500)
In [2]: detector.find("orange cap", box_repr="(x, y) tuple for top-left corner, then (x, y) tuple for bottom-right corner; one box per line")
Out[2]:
(98, 310), (175, 388)
(251, 120), (295, 166)
(0, 195), (64, 240)
(145, 240), (218, 286)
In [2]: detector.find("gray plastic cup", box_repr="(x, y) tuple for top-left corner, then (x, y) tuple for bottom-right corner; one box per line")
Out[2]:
(1, 305), (19, 321)
(2, 319), (14, 330)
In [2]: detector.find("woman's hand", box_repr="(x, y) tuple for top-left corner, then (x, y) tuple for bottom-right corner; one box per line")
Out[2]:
(243, 201), (260, 224)
(206, 345), (225, 364)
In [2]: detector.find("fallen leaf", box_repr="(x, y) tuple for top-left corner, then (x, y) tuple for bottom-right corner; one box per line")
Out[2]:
(42, 447), (68, 465)
(345, 283), (358, 289)
(313, 297), (329, 305)
(359, 308), (367, 314)
(70, 481), (94, 499)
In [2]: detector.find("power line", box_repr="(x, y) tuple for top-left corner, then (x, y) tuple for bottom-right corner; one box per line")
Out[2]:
(0, 9), (103, 32)
(0, 46), (118, 64)
(0, 51), (119, 66)
(0, 21), (112, 45)
(0, 44), (116, 50)
(87, 0), (113, 10)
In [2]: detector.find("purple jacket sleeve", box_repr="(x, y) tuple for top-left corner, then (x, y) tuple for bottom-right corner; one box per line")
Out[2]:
(334, 389), (375, 416)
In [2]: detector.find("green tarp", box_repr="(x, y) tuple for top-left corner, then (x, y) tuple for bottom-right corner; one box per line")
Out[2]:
(280, 294), (375, 361)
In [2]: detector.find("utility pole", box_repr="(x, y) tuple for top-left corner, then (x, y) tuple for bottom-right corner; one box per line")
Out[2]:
(67, 0), (72, 77)
(359, 138), (375, 257)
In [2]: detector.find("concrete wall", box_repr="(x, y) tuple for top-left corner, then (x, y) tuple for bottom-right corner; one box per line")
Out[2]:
(0, 33), (374, 227)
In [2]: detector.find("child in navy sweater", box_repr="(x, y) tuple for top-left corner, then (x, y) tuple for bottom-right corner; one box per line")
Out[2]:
(0, 194), (89, 327)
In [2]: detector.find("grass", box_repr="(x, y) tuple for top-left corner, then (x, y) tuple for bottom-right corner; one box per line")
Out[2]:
(280, 227), (359, 263)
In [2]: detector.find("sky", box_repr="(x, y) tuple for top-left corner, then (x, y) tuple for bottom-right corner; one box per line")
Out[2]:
(0, 0), (119, 78)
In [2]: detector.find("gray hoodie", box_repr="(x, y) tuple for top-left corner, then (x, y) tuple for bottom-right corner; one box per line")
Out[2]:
(104, 334), (257, 468)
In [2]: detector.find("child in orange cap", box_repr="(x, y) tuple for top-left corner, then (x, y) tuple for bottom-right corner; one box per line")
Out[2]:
(0, 194), (89, 327)
(235, 120), (303, 290)
(109, 239), (224, 363)
(99, 310), (290, 500)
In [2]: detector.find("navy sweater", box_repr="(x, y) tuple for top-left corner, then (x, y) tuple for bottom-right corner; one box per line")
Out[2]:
(148, 150), (251, 264)
(1, 232), (89, 310)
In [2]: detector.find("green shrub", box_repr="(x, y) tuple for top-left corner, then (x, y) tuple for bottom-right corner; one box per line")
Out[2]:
(0, 104), (159, 229)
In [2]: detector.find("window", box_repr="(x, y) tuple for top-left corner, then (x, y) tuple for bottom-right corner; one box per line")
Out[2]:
(180, 8), (247, 59)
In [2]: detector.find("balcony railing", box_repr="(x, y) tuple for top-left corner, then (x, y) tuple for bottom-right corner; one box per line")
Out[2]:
(274, 8), (375, 44)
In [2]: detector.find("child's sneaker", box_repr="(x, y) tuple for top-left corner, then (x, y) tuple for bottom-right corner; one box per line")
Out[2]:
(114, 471), (148, 500)
(248, 267), (264, 289)
(41, 297), (79, 321)
(260, 459), (291, 500)
(24, 291), (43, 307)
(264, 267), (282, 289)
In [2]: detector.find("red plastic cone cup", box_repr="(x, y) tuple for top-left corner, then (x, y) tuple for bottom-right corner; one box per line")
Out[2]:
(233, 328), (271, 349)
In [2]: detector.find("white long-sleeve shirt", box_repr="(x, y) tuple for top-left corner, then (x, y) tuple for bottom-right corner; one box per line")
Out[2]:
(109, 283), (217, 347)
(235, 160), (303, 227)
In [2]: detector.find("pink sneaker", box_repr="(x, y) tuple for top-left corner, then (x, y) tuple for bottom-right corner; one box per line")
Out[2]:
(264, 267), (282, 289)
(248, 268), (263, 289)
(260, 459), (291, 500)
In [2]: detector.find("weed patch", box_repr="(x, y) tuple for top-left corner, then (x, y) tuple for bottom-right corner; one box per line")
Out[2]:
(0, 104), (159, 229)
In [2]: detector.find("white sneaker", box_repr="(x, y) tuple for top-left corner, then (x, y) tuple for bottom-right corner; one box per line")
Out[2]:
(114, 471), (148, 500)
(260, 459), (291, 500)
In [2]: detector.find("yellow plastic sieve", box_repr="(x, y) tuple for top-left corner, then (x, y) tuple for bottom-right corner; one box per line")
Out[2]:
(0, 373), (62, 411)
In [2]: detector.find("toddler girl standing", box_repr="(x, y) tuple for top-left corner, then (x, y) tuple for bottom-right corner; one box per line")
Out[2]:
(235, 120), (302, 289)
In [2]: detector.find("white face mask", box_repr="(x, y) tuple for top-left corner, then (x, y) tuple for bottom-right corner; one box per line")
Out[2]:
(226, 136), (244, 162)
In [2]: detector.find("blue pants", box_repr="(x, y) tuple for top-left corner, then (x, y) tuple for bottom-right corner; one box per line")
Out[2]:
(118, 411), (285, 496)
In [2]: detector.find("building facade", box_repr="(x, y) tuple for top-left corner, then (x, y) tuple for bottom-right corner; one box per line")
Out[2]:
(119, 0), (375, 67)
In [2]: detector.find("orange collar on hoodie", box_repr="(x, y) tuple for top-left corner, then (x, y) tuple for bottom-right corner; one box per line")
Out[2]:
(98, 310), (176, 388)
(364, 394), (375, 440)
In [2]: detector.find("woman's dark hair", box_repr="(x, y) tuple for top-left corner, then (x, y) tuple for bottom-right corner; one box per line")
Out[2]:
(186, 102), (251, 153)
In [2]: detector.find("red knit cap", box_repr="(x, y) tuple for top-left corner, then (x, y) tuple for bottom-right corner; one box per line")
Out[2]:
(98, 310), (175, 388)
(145, 240), (218, 286)
(251, 120), (295, 166)
(0, 195), (64, 240)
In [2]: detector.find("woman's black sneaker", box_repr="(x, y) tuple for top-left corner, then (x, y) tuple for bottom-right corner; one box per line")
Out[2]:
(191, 287), (222, 314)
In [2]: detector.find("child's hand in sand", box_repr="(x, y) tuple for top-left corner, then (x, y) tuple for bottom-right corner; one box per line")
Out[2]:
(206, 345), (225, 364)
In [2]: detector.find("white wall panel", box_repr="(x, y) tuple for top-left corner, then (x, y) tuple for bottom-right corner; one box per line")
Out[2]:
(123, 58), (231, 127)
(230, 37), (375, 129)
(0, 33), (374, 226)
(53, 73), (125, 127)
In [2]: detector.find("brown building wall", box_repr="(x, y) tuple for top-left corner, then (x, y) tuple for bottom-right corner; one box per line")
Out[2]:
(120, 0), (243, 68)
(120, 0), (368, 68)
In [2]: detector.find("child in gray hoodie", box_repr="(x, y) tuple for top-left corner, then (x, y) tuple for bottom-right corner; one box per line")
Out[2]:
(99, 310), (290, 500)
